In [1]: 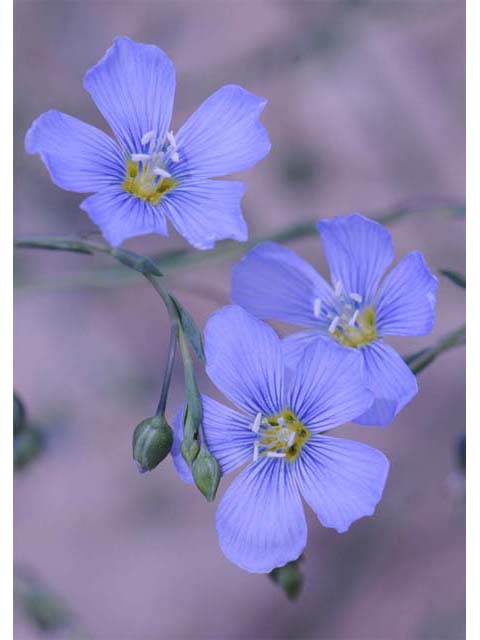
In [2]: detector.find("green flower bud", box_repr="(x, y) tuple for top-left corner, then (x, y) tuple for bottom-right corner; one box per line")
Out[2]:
(13, 392), (26, 435)
(132, 415), (173, 473)
(192, 445), (221, 502)
(14, 428), (44, 470)
(181, 437), (200, 467)
(269, 558), (304, 600)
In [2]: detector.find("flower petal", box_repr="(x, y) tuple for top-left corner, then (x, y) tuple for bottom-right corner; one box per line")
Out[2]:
(318, 214), (393, 303)
(216, 458), (306, 573)
(205, 305), (284, 416)
(296, 435), (389, 533)
(80, 187), (168, 246)
(375, 252), (438, 336)
(282, 330), (324, 367)
(231, 242), (335, 328)
(171, 396), (255, 481)
(171, 406), (193, 484)
(160, 180), (247, 249)
(355, 341), (418, 426)
(84, 37), (175, 153)
(286, 336), (373, 432)
(174, 85), (270, 179)
(25, 110), (124, 192)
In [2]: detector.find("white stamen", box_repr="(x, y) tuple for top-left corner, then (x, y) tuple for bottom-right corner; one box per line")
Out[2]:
(154, 167), (172, 178)
(313, 298), (322, 318)
(350, 292), (363, 303)
(170, 150), (180, 163)
(348, 309), (360, 326)
(278, 417), (286, 427)
(166, 130), (177, 148)
(334, 281), (343, 297)
(328, 315), (340, 334)
(287, 432), (296, 447)
(266, 452), (286, 458)
(131, 153), (151, 162)
(253, 441), (259, 462)
(251, 412), (262, 433)
(141, 130), (155, 145)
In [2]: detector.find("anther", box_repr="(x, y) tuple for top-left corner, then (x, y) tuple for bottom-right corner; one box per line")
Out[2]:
(328, 316), (340, 334)
(141, 130), (155, 145)
(251, 413), (262, 433)
(350, 292), (363, 303)
(154, 167), (172, 178)
(266, 452), (286, 458)
(313, 298), (322, 318)
(131, 153), (151, 162)
(287, 432), (296, 447)
(348, 309), (360, 326)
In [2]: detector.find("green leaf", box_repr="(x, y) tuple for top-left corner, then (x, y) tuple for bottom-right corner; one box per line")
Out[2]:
(110, 247), (163, 277)
(404, 325), (465, 375)
(439, 269), (466, 289)
(170, 294), (206, 362)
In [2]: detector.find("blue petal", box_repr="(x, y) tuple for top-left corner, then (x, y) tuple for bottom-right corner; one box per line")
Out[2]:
(171, 396), (255, 481)
(375, 252), (438, 336)
(205, 305), (285, 416)
(25, 110), (124, 192)
(355, 341), (418, 426)
(84, 37), (175, 153)
(286, 336), (373, 432)
(160, 179), (247, 249)
(80, 187), (168, 246)
(296, 435), (389, 533)
(174, 85), (270, 179)
(216, 458), (306, 573)
(282, 330), (325, 367)
(171, 405), (193, 484)
(231, 242), (335, 328)
(318, 214), (393, 303)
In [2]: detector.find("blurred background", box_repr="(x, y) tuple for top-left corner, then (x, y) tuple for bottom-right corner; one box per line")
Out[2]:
(14, 1), (465, 639)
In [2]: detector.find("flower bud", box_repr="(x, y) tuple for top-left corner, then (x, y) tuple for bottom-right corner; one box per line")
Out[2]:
(269, 558), (304, 600)
(14, 428), (44, 470)
(132, 416), (173, 473)
(14, 392), (27, 436)
(192, 445), (221, 502)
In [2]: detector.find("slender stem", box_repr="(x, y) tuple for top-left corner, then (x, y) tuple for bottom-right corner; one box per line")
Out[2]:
(156, 323), (178, 417)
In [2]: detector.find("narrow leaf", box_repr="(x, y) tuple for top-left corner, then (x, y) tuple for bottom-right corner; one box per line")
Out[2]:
(439, 269), (466, 289)
(170, 295), (206, 362)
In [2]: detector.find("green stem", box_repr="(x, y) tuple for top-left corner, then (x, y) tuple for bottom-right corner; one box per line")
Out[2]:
(155, 323), (178, 417)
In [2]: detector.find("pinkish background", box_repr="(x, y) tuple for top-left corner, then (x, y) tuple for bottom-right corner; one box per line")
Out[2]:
(14, 1), (465, 639)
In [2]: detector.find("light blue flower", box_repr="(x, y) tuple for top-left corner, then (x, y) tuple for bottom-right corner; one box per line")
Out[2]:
(232, 214), (438, 427)
(172, 305), (389, 573)
(25, 37), (270, 249)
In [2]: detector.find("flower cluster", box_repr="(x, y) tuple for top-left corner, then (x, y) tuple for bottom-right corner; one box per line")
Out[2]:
(25, 38), (438, 577)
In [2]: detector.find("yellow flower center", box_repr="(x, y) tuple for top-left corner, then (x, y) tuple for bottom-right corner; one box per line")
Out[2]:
(251, 409), (310, 462)
(123, 160), (177, 205)
(332, 305), (377, 348)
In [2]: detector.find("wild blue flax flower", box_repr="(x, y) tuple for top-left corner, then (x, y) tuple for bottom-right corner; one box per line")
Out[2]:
(171, 305), (389, 573)
(231, 214), (438, 426)
(25, 37), (270, 249)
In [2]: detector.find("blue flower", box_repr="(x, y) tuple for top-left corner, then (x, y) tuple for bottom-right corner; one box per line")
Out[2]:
(171, 305), (389, 573)
(231, 214), (438, 427)
(25, 37), (270, 249)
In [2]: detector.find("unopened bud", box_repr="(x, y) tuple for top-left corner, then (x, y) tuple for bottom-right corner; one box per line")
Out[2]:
(14, 392), (27, 435)
(192, 445), (221, 502)
(14, 428), (43, 470)
(181, 437), (200, 467)
(269, 558), (304, 600)
(132, 416), (173, 473)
